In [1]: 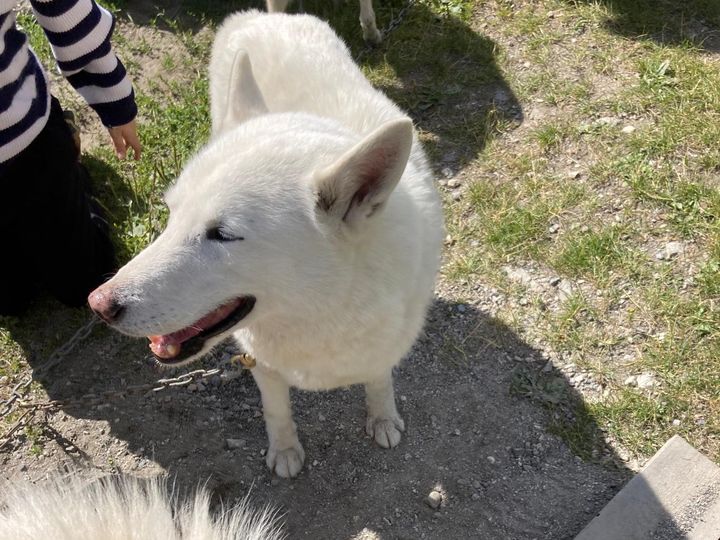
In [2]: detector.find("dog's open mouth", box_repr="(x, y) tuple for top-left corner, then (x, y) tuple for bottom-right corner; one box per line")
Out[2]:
(148, 296), (256, 364)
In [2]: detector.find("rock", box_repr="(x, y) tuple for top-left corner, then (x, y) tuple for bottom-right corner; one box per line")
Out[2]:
(318, 413), (326, 422)
(447, 178), (461, 189)
(503, 266), (543, 292)
(456, 304), (466, 313)
(665, 241), (683, 258)
(187, 383), (198, 392)
(441, 167), (454, 179)
(636, 372), (658, 389)
(487, 456), (496, 464)
(672, 419), (681, 426)
(452, 192), (462, 201)
(542, 360), (554, 373)
(225, 438), (246, 450)
(624, 375), (638, 386)
(557, 279), (574, 300)
(548, 223), (560, 234)
(426, 490), (443, 509)
(567, 170), (581, 179)
(621, 125), (636, 134)
(596, 116), (621, 127)
(549, 276), (562, 287)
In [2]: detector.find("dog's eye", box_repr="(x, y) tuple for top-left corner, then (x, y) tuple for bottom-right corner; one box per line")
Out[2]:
(206, 227), (243, 242)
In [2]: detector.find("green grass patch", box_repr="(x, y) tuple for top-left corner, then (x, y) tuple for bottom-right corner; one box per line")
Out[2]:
(553, 227), (637, 282)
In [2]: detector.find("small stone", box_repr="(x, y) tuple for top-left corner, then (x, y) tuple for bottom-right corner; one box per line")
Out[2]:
(447, 178), (461, 189)
(187, 383), (198, 392)
(548, 223), (560, 234)
(456, 304), (466, 313)
(624, 375), (638, 386)
(596, 116), (621, 127)
(444, 234), (455, 246)
(665, 241), (683, 259)
(441, 167), (454, 179)
(549, 276), (562, 287)
(225, 438), (245, 450)
(672, 419), (681, 426)
(453, 428), (461, 436)
(318, 413), (326, 422)
(487, 456), (496, 464)
(452, 192), (462, 201)
(471, 493), (481, 501)
(260, 448), (267, 456)
(426, 490), (443, 509)
(636, 372), (658, 389)
(472, 480), (482, 489)
(312, 460), (319, 466)
(542, 360), (554, 373)
(621, 125), (636, 134)
(567, 170), (581, 179)
(404, 453), (412, 461)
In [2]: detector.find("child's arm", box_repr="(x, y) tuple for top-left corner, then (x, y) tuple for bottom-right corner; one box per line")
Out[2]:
(30, 0), (141, 158)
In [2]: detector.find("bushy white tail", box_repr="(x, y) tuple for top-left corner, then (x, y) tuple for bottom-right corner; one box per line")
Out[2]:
(0, 474), (284, 540)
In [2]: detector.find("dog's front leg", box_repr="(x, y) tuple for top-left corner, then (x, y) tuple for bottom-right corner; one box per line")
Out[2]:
(252, 367), (305, 478)
(365, 370), (405, 448)
(358, 0), (382, 44)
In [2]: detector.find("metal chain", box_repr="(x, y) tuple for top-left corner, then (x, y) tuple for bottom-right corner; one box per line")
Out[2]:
(355, 0), (418, 62)
(0, 316), (102, 418)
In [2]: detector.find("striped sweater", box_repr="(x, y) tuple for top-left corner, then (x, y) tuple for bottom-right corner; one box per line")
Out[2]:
(0, 0), (136, 164)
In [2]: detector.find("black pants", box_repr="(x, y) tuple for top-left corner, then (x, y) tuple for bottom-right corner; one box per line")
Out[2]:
(0, 97), (116, 315)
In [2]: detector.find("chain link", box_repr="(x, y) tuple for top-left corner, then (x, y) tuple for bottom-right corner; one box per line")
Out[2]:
(355, 0), (418, 62)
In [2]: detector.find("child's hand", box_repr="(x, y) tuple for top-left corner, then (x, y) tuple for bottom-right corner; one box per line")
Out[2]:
(108, 120), (141, 160)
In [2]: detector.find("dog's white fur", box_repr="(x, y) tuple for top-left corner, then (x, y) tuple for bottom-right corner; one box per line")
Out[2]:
(96, 12), (443, 477)
(0, 475), (283, 540)
(265, 0), (382, 44)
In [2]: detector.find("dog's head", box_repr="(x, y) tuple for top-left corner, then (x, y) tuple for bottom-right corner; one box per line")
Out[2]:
(88, 52), (414, 367)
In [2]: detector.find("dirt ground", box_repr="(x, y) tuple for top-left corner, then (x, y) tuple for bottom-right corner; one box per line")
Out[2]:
(0, 2), (645, 538)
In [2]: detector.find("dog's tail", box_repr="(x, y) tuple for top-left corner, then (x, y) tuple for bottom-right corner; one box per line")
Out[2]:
(0, 474), (285, 540)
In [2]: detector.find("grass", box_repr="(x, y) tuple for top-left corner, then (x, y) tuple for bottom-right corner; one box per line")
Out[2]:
(2, 0), (720, 467)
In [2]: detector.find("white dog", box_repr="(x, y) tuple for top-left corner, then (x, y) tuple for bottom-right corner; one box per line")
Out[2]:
(265, 0), (382, 44)
(0, 474), (283, 540)
(88, 11), (443, 478)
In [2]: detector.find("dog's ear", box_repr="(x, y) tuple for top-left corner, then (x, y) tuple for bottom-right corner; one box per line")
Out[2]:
(214, 50), (268, 136)
(313, 118), (413, 229)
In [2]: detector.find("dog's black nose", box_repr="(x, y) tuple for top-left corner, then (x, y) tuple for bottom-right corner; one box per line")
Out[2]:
(88, 288), (124, 323)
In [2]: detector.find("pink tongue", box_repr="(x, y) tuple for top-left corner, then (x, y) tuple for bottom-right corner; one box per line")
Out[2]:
(147, 299), (243, 359)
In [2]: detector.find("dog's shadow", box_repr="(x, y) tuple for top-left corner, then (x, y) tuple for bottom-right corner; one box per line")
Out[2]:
(2, 296), (659, 538)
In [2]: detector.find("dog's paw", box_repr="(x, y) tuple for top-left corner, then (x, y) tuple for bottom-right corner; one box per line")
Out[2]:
(266, 443), (305, 478)
(362, 26), (382, 45)
(366, 415), (405, 449)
